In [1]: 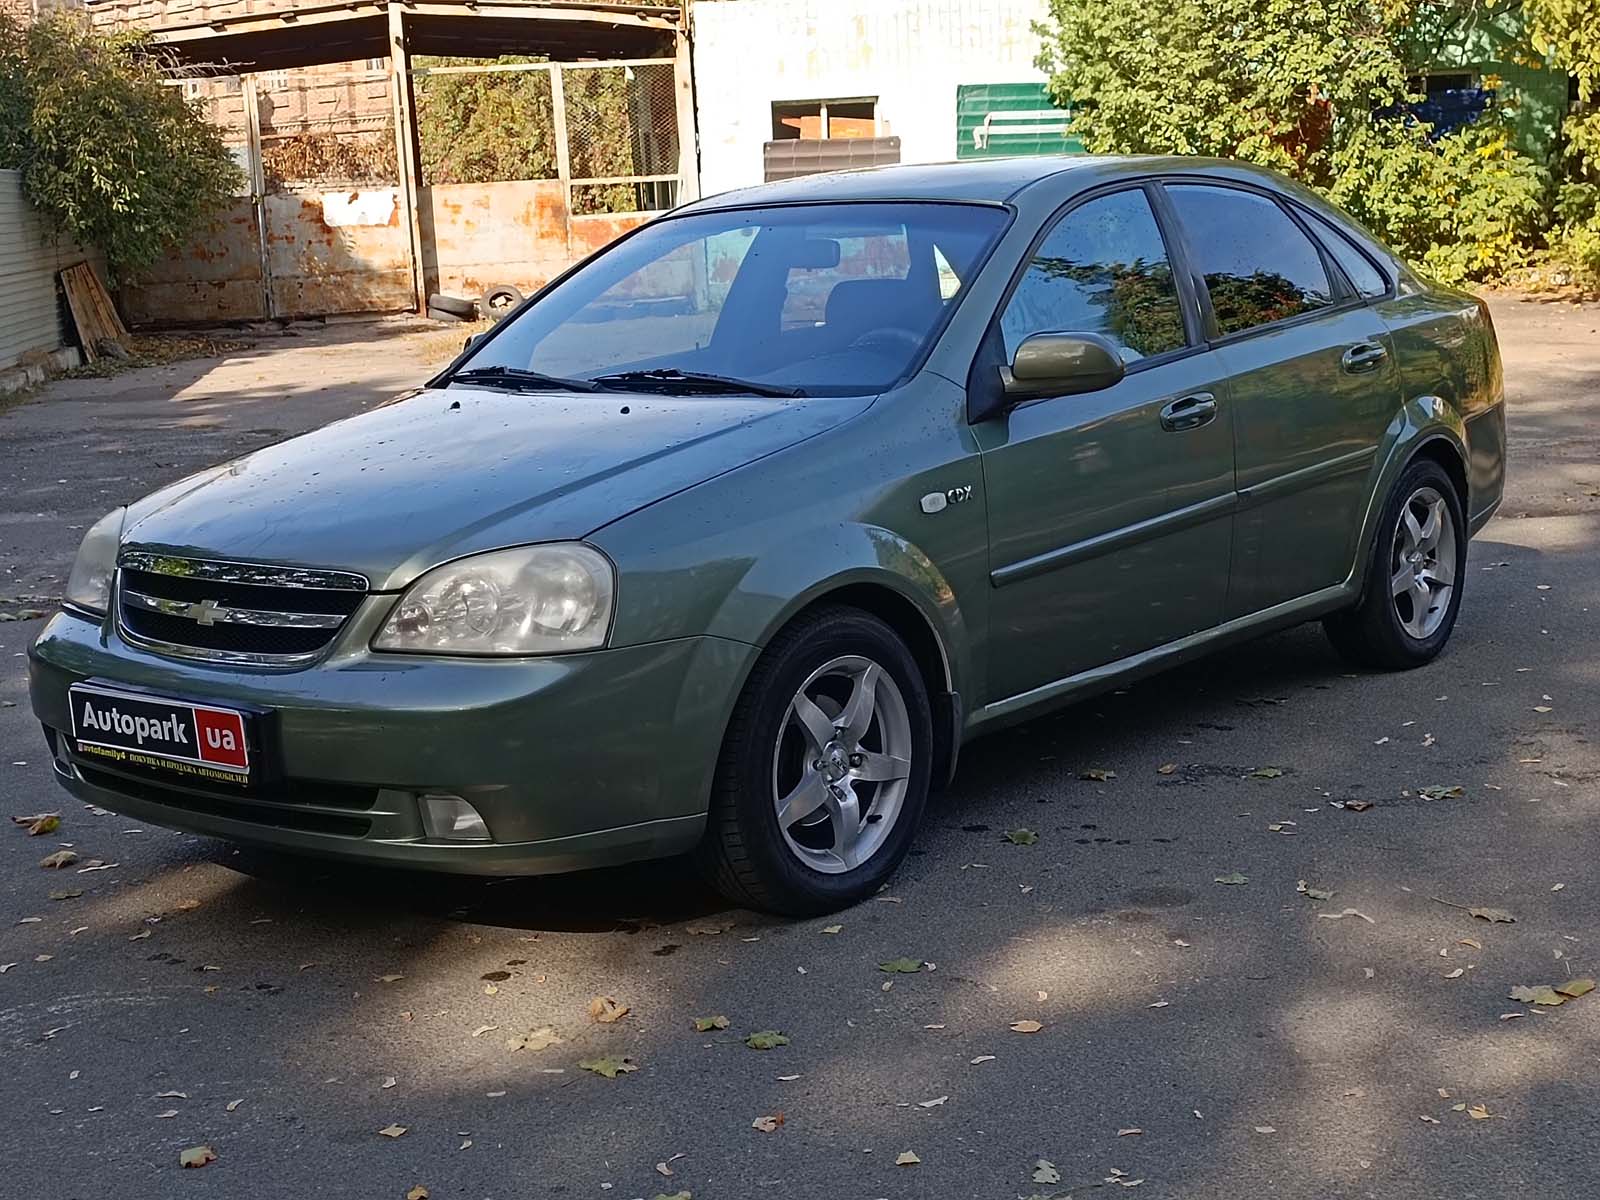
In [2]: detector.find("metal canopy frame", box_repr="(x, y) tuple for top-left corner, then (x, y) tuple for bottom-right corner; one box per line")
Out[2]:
(137, 0), (696, 315)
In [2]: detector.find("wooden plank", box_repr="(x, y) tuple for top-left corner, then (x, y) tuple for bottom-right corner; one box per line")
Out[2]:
(388, 6), (427, 314)
(58, 262), (128, 361)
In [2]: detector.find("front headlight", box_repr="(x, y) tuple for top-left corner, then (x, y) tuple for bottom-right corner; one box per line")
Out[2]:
(64, 507), (126, 616)
(374, 543), (615, 656)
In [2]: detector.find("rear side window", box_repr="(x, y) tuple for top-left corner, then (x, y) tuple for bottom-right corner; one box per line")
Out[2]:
(999, 187), (1187, 364)
(1297, 206), (1390, 298)
(1165, 184), (1334, 336)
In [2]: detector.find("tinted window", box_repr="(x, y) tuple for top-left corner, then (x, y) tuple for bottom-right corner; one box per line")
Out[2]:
(1166, 185), (1334, 336)
(1000, 188), (1186, 364)
(1298, 206), (1389, 298)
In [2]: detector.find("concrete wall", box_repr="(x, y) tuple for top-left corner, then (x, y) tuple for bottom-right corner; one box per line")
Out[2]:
(690, 0), (1053, 196)
(0, 169), (94, 371)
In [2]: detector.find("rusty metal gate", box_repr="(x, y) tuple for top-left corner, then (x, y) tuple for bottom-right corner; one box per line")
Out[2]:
(123, 47), (694, 327)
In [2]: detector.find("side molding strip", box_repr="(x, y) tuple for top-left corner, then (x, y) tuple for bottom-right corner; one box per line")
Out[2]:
(990, 491), (1238, 589)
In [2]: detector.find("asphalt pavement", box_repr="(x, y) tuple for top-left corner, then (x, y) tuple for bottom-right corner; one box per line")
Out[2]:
(2, 299), (1598, 1199)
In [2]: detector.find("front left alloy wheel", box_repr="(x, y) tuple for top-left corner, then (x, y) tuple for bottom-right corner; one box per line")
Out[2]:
(698, 606), (933, 915)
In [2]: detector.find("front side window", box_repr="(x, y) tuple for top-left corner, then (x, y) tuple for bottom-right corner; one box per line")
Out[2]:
(999, 188), (1187, 364)
(461, 202), (1007, 396)
(1166, 184), (1334, 336)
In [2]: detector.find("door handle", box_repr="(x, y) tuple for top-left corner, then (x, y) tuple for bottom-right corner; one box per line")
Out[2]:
(1159, 392), (1217, 432)
(1341, 341), (1389, 373)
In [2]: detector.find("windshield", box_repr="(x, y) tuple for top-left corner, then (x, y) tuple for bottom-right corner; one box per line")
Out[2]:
(453, 201), (1009, 396)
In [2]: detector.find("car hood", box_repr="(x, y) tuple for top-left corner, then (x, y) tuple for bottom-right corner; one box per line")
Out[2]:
(123, 385), (871, 590)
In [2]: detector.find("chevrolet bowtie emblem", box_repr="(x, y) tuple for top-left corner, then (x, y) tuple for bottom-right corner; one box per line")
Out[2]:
(183, 598), (226, 626)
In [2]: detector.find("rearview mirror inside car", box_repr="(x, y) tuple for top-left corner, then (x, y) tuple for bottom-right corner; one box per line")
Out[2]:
(791, 239), (842, 269)
(1003, 332), (1125, 400)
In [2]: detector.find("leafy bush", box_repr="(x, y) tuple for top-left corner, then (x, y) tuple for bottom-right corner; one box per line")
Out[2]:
(0, 15), (241, 280)
(1036, 0), (1594, 288)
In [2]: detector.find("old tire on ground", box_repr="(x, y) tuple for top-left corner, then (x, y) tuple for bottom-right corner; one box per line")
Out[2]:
(1323, 457), (1466, 670)
(481, 283), (525, 321)
(697, 605), (932, 916)
(426, 304), (469, 323)
(427, 292), (477, 319)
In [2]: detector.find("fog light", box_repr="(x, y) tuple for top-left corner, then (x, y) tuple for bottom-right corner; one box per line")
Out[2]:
(419, 794), (491, 842)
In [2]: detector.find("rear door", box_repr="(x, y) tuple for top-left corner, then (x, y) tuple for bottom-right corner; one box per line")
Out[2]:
(1161, 182), (1402, 616)
(977, 184), (1237, 704)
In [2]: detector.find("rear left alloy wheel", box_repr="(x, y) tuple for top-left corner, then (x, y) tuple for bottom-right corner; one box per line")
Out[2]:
(698, 606), (933, 915)
(1324, 458), (1466, 669)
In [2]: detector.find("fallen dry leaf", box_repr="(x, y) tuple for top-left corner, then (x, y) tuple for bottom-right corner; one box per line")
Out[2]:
(226, 1099), (244, 1113)
(578, 1056), (639, 1079)
(1556, 978), (1596, 999)
(821, 924), (842, 935)
(751, 1113), (784, 1132)
(382, 1076), (397, 1090)
(1033, 1159), (1062, 1184)
(406, 1189), (430, 1200)
(1157, 763), (1177, 775)
(1081, 768), (1116, 782)
(1250, 766), (1284, 779)
(1003, 829), (1039, 845)
(918, 1095), (948, 1108)
(1469, 907), (1516, 924)
(1467, 1104), (1491, 1120)
(745, 1030), (790, 1050)
(378, 974), (404, 984)
(178, 1145), (216, 1168)
(1214, 872), (1248, 886)
(1296, 879), (1334, 901)
(1418, 785), (1464, 801)
(878, 957), (924, 974)
(1344, 799), (1373, 812)
(1444, 968), (1464, 979)
(38, 850), (78, 869)
(1010, 1020), (1043, 1034)
(378, 1124), (408, 1138)
(684, 919), (734, 935)
(970, 1055), (996, 1064)
(1509, 984), (1566, 1006)
(506, 1027), (562, 1053)
(1499, 1012), (1525, 1021)
(693, 1015), (731, 1032)
(588, 995), (629, 1024)
(894, 1150), (921, 1166)
(11, 813), (60, 836)
(470, 1024), (498, 1039)
(1318, 908), (1375, 923)
(1118, 1127), (1144, 1136)
(1254, 1125), (1277, 1134)
(1420, 1114), (1441, 1124)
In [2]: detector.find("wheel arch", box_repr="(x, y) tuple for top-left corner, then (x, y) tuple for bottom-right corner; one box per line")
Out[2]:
(1349, 404), (1470, 601)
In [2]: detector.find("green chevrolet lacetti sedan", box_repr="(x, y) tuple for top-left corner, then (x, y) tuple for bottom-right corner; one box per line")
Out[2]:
(29, 157), (1505, 914)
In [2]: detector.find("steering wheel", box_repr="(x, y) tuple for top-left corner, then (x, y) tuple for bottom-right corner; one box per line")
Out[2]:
(847, 327), (923, 354)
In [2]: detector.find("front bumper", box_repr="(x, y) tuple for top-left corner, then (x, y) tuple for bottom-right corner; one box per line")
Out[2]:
(28, 610), (757, 875)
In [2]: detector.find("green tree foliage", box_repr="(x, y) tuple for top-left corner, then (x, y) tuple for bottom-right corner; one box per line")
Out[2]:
(1035, 0), (1595, 285)
(0, 15), (241, 280)
(415, 57), (558, 185)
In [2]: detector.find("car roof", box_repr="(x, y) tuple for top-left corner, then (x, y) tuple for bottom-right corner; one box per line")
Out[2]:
(675, 155), (1293, 211)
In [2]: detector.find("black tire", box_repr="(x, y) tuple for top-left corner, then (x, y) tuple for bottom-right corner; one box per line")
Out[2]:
(697, 606), (933, 916)
(1323, 457), (1467, 669)
(426, 292), (478, 319)
(426, 305), (468, 323)
(481, 283), (525, 320)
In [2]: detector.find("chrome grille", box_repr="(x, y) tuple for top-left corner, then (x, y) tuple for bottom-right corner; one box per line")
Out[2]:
(115, 551), (368, 666)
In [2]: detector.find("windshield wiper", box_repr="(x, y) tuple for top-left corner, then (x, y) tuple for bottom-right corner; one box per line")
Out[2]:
(449, 365), (600, 393)
(587, 368), (804, 399)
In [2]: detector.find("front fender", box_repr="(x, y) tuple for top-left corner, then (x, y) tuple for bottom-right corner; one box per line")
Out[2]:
(724, 523), (971, 694)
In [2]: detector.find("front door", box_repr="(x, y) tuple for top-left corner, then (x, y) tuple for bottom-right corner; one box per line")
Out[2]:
(977, 186), (1237, 704)
(1161, 182), (1402, 615)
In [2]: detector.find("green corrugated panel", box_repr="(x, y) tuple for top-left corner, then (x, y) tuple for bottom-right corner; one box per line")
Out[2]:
(955, 83), (1082, 159)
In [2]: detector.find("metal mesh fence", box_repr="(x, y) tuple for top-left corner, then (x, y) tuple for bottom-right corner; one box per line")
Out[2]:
(563, 62), (679, 214)
(414, 58), (559, 186)
(256, 63), (397, 193)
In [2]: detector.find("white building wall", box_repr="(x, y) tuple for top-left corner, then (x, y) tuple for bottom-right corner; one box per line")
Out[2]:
(689, 0), (1051, 196)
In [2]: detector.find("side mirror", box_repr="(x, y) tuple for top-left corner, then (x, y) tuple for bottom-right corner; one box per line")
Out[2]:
(1002, 332), (1125, 400)
(462, 333), (483, 355)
